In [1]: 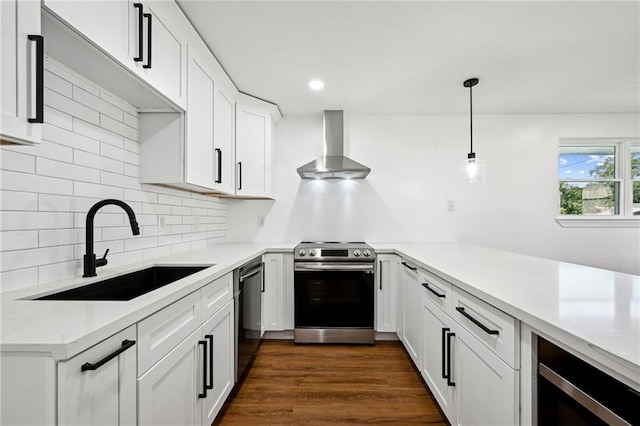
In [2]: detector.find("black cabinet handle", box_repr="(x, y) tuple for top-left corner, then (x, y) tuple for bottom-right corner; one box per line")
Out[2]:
(133, 3), (143, 62)
(143, 13), (152, 69)
(441, 327), (449, 379)
(379, 261), (382, 290)
(261, 262), (265, 292)
(455, 307), (499, 335)
(27, 35), (44, 124)
(237, 162), (242, 190)
(198, 340), (207, 398)
(401, 262), (417, 271)
(446, 332), (456, 386)
(81, 340), (135, 372)
(215, 149), (222, 183)
(422, 282), (445, 298)
(205, 335), (214, 390)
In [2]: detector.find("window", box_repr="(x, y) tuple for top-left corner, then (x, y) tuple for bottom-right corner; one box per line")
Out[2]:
(558, 139), (640, 226)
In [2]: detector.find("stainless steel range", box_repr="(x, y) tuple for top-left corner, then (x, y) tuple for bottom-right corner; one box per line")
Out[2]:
(294, 241), (376, 344)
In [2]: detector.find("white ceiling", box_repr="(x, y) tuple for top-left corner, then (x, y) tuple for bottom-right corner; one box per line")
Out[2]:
(176, 1), (640, 116)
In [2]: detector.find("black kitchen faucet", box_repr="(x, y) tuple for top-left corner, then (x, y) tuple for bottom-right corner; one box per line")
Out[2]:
(83, 199), (140, 277)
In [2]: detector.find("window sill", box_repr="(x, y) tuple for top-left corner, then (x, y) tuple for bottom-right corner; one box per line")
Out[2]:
(556, 217), (640, 228)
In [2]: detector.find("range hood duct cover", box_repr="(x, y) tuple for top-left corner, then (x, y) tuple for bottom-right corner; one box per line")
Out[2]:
(297, 110), (371, 179)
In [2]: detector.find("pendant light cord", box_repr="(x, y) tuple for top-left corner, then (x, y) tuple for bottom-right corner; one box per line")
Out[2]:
(469, 84), (473, 154)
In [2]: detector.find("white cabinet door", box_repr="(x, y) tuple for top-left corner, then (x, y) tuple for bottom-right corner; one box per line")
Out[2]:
(422, 297), (456, 423)
(201, 300), (235, 425)
(376, 254), (398, 332)
(400, 260), (421, 367)
(138, 329), (201, 426)
(0, 0), (42, 145)
(185, 47), (216, 189)
(58, 326), (136, 426)
(235, 102), (272, 197)
(42, 0), (129, 62)
(129, 1), (186, 108)
(452, 322), (519, 426)
(396, 261), (405, 338)
(213, 84), (236, 194)
(263, 253), (284, 331)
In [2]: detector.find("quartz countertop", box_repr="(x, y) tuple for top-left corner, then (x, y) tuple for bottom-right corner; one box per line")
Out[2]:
(1, 242), (638, 386)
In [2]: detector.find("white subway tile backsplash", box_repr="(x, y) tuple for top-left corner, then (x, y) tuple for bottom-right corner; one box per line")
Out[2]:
(74, 181), (123, 199)
(1, 245), (75, 272)
(44, 106), (73, 130)
(1, 60), (227, 291)
(73, 118), (124, 148)
(73, 86), (124, 122)
(44, 70), (73, 97)
(1, 191), (38, 211)
(43, 124), (100, 154)
(45, 88), (99, 125)
(100, 115), (137, 140)
(101, 143), (138, 164)
(123, 113), (139, 130)
(74, 150), (124, 174)
(0, 150), (35, 173)
(37, 158), (101, 183)
(0, 231), (39, 251)
(1, 170), (73, 195)
(0, 268), (38, 292)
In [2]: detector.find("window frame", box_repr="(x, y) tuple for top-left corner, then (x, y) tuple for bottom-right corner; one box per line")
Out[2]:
(556, 138), (640, 228)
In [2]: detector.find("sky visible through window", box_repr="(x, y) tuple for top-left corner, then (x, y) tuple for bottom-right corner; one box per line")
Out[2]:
(558, 147), (615, 185)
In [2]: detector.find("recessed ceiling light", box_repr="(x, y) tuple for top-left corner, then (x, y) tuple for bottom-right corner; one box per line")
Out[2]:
(308, 80), (325, 91)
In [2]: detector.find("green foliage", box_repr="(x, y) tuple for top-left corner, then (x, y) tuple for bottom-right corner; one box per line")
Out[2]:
(559, 183), (583, 214)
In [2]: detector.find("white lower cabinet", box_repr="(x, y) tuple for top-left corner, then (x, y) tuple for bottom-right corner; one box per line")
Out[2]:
(263, 253), (284, 331)
(400, 260), (421, 366)
(376, 254), (399, 332)
(421, 293), (519, 425)
(58, 326), (137, 426)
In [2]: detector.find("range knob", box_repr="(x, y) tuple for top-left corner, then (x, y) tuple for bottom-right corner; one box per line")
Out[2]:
(309, 249), (317, 256)
(353, 249), (361, 257)
(363, 249), (371, 257)
(298, 249), (306, 256)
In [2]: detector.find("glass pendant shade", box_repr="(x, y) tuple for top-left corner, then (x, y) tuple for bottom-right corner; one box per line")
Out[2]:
(460, 153), (486, 184)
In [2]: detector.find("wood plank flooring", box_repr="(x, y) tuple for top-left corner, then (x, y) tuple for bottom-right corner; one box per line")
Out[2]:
(214, 340), (448, 425)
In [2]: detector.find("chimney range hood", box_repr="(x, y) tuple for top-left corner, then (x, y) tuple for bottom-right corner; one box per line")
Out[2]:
(297, 110), (371, 179)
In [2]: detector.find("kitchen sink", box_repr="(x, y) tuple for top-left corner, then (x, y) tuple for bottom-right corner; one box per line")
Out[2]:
(35, 265), (212, 301)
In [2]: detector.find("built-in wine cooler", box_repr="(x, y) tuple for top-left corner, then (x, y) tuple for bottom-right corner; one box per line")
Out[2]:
(537, 336), (639, 426)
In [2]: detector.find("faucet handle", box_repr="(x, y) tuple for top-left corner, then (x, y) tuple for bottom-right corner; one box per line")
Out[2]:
(96, 248), (110, 268)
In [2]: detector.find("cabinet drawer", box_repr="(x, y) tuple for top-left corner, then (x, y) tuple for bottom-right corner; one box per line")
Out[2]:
(137, 291), (201, 375)
(201, 272), (233, 321)
(452, 288), (519, 368)
(419, 269), (453, 314)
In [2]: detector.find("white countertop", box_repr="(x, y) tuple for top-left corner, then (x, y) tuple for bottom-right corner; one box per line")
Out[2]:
(1, 242), (638, 385)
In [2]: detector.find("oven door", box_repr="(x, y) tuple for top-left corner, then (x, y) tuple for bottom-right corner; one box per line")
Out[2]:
(294, 262), (375, 329)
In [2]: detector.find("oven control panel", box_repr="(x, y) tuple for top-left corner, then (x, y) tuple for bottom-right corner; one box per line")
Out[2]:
(295, 243), (375, 261)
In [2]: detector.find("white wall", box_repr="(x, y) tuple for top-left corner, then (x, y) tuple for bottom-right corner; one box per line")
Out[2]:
(229, 113), (640, 275)
(0, 58), (228, 292)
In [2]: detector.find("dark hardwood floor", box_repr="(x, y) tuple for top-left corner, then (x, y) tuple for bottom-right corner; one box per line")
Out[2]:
(214, 340), (448, 425)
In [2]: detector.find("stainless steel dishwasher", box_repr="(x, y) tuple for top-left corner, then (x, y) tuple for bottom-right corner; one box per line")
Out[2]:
(233, 256), (264, 382)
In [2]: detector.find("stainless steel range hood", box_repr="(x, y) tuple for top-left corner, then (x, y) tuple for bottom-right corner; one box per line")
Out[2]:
(297, 110), (371, 179)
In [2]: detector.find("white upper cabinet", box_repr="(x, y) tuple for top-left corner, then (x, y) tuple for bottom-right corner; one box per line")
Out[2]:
(213, 83), (236, 194)
(235, 95), (280, 198)
(0, 0), (42, 145)
(42, 0), (186, 109)
(129, 1), (186, 108)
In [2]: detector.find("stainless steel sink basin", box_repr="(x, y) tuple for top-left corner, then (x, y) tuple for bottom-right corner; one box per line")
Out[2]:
(35, 265), (212, 301)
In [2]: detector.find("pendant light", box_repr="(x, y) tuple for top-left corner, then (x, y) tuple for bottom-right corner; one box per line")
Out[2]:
(461, 78), (486, 184)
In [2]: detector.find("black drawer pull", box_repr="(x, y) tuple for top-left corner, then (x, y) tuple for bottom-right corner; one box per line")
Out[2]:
(401, 262), (416, 271)
(143, 12), (152, 69)
(215, 148), (222, 183)
(446, 332), (456, 387)
(455, 307), (499, 335)
(27, 34), (44, 124)
(198, 340), (207, 398)
(379, 261), (383, 290)
(81, 339), (136, 372)
(205, 334), (214, 390)
(422, 282), (445, 298)
(133, 3), (143, 62)
(441, 327), (449, 379)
